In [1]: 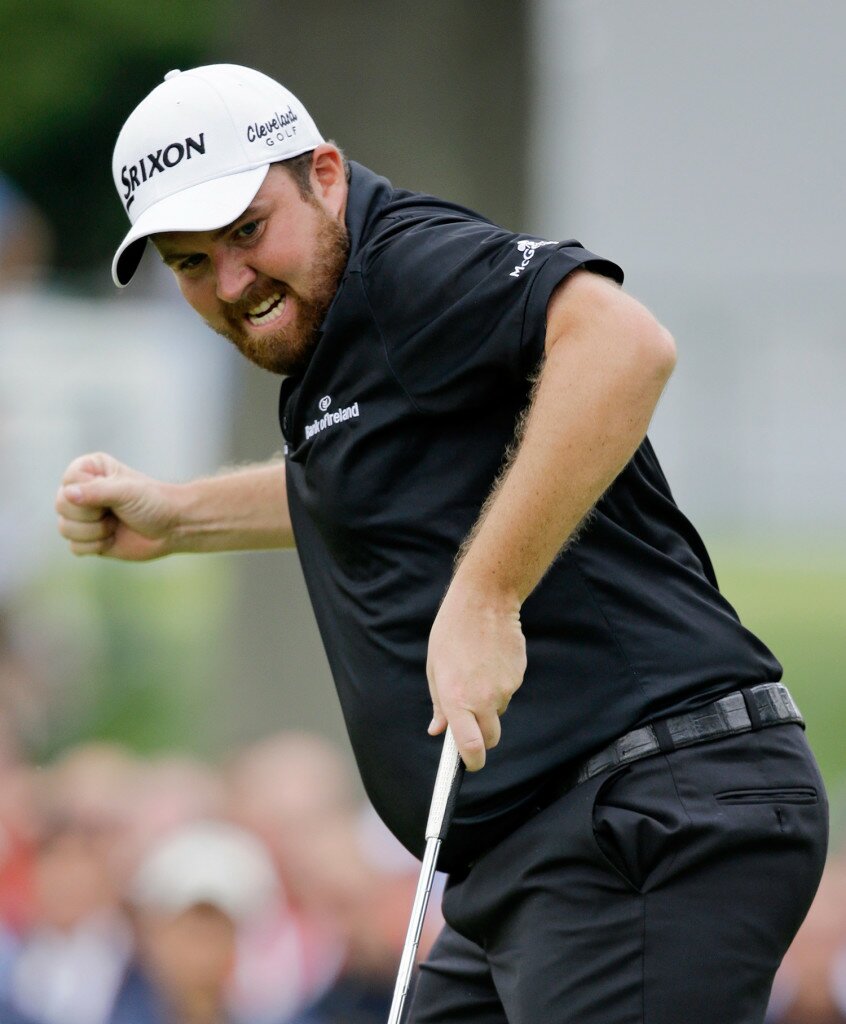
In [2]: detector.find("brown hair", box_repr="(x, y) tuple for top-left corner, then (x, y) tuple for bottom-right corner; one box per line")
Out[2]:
(276, 144), (350, 199)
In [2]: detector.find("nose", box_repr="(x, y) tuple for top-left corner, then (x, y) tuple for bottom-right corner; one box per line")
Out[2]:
(212, 249), (257, 304)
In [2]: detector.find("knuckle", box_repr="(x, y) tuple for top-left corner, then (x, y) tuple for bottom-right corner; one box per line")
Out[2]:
(480, 719), (501, 747)
(461, 735), (485, 754)
(94, 519), (113, 539)
(62, 521), (84, 541)
(66, 454), (94, 479)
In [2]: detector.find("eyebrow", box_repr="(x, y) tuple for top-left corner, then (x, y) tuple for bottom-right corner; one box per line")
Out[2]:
(159, 204), (264, 265)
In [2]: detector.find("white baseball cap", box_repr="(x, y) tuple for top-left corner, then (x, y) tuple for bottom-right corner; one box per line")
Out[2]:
(130, 820), (280, 922)
(111, 63), (324, 287)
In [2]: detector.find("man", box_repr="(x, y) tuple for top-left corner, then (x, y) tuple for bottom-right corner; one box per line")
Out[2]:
(56, 65), (827, 1023)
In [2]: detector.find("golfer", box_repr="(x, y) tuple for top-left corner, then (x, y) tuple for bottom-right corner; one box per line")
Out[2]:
(56, 65), (827, 1023)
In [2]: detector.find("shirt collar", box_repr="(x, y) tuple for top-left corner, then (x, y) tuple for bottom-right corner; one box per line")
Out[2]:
(343, 161), (396, 263)
(278, 162), (394, 400)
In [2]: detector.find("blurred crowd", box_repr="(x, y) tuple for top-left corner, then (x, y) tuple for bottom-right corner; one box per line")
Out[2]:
(0, 712), (844, 1024)
(767, 823), (846, 1024)
(0, 724), (443, 1024)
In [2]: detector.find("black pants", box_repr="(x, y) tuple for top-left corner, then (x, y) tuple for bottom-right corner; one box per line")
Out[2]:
(409, 724), (828, 1024)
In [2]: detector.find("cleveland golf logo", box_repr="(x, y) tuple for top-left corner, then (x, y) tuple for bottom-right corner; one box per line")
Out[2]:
(510, 238), (556, 278)
(120, 133), (207, 211)
(246, 106), (300, 147)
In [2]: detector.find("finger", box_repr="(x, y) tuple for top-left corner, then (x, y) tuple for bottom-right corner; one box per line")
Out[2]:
(497, 693), (513, 717)
(58, 515), (115, 544)
(59, 476), (132, 518)
(60, 452), (116, 486)
(449, 709), (487, 772)
(476, 711), (502, 751)
(55, 485), (106, 523)
(69, 536), (116, 557)
(428, 707), (448, 737)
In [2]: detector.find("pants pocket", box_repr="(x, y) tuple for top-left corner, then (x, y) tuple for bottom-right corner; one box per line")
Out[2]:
(591, 761), (688, 894)
(714, 785), (818, 805)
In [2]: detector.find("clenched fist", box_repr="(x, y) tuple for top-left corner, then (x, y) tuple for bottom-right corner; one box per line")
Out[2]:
(55, 453), (179, 561)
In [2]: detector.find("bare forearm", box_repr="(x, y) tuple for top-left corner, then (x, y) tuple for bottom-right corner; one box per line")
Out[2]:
(456, 278), (676, 606)
(427, 273), (675, 770)
(58, 453), (294, 561)
(169, 459), (294, 553)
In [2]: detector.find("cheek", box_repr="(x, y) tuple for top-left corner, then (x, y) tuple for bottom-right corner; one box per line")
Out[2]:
(258, 245), (297, 282)
(177, 277), (218, 319)
(264, 221), (318, 281)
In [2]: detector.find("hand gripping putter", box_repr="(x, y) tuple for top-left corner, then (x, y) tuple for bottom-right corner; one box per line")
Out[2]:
(387, 728), (465, 1024)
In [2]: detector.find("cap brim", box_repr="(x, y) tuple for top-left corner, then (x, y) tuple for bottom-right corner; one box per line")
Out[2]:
(111, 164), (271, 287)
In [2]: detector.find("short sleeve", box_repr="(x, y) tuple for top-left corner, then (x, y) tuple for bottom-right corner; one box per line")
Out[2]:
(360, 212), (623, 414)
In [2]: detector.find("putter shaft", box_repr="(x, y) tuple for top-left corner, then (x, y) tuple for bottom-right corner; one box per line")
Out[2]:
(387, 729), (464, 1024)
(387, 837), (442, 1023)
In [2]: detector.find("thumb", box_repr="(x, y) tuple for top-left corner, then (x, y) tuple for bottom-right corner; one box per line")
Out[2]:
(65, 473), (133, 512)
(428, 706), (448, 737)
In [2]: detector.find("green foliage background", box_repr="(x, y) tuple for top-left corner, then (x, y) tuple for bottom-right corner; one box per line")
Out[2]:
(22, 545), (846, 797)
(711, 541), (846, 791)
(0, 0), (230, 277)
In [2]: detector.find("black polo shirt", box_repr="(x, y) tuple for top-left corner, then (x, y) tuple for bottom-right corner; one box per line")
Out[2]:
(279, 163), (781, 872)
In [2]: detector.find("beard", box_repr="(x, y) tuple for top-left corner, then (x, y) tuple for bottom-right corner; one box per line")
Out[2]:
(213, 200), (349, 376)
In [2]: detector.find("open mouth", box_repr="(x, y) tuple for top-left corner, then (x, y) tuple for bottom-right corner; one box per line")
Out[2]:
(245, 291), (287, 327)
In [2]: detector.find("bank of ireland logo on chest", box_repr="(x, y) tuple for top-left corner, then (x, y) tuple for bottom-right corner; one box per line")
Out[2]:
(305, 395), (360, 440)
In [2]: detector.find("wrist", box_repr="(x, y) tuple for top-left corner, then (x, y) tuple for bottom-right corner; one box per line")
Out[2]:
(163, 479), (197, 554)
(448, 560), (522, 616)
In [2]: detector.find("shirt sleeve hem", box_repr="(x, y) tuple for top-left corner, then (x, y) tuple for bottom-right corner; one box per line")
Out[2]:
(520, 249), (625, 370)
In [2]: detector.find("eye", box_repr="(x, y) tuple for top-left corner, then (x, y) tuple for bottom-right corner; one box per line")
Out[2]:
(178, 253), (206, 272)
(235, 220), (262, 241)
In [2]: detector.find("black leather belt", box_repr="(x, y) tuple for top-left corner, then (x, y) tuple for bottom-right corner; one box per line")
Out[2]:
(576, 682), (804, 785)
(457, 683), (805, 874)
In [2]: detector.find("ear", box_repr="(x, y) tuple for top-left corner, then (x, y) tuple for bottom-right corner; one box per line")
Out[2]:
(311, 144), (348, 220)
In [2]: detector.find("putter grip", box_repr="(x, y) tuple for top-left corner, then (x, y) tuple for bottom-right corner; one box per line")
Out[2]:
(425, 728), (465, 841)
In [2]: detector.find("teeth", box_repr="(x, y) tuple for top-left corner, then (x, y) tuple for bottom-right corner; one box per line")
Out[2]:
(246, 292), (286, 326)
(248, 292), (281, 316)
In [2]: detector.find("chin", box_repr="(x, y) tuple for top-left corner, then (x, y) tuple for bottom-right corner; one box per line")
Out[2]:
(220, 323), (319, 377)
